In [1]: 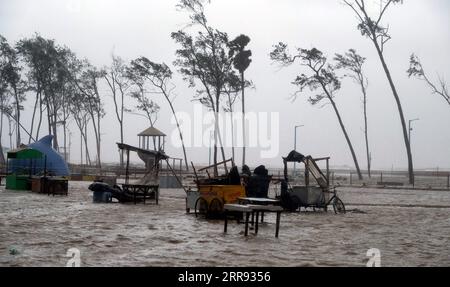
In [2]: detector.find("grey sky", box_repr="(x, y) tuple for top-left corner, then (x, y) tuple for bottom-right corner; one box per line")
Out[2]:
(1, 0), (449, 170)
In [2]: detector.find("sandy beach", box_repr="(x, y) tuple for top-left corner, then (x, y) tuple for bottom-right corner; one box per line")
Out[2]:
(0, 181), (449, 267)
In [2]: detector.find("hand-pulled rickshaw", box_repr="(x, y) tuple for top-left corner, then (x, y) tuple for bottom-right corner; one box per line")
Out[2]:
(279, 150), (345, 214)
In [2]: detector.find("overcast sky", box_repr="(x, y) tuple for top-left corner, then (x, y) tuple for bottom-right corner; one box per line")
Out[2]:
(1, 0), (449, 170)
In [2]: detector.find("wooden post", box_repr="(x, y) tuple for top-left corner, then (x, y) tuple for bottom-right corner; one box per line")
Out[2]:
(305, 160), (309, 188)
(380, 172), (383, 184)
(326, 158), (330, 186)
(350, 172), (352, 185)
(224, 211), (228, 233)
(125, 149), (130, 184)
(447, 173), (449, 189)
(275, 211), (281, 238)
(244, 212), (250, 236)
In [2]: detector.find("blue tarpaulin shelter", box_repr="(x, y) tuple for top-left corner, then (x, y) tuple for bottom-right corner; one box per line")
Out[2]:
(27, 135), (70, 176)
(8, 135), (70, 176)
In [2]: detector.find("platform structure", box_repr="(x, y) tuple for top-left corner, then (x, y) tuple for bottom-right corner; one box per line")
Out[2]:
(117, 143), (169, 204)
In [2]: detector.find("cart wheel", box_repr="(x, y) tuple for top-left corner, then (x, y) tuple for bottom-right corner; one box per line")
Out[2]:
(194, 197), (208, 218)
(333, 197), (346, 214)
(208, 198), (224, 218)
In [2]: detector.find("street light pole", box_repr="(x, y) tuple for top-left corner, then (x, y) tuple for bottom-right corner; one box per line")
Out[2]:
(293, 125), (304, 176)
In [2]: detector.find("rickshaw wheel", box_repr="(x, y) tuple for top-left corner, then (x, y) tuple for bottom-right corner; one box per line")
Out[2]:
(194, 197), (208, 218)
(208, 198), (224, 217)
(333, 197), (346, 214)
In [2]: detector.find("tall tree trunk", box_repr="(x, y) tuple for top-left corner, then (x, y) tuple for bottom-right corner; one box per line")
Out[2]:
(362, 84), (371, 178)
(227, 93), (235, 163)
(241, 72), (246, 167)
(0, 98), (5, 165)
(213, 112), (218, 177)
(83, 120), (91, 165)
(52, 112), (58, 150)
(163, 92), (189, 171)
(95, 113), (101, 168)
(120, 95), (124, 168)
(29, 91), (39, 143)
(110, 78), (124, 168)
(63, 120), (67, 162)
(320, 81), (363, 180)
(214, 94), (227, 176)
(8, 117), (13, 149)
(36, 93), (43, 141)
(13, 86), (21, 147)
(372, 38), (414, 184)
(46, 100), (51, 136)
(80, 128), (83, 165)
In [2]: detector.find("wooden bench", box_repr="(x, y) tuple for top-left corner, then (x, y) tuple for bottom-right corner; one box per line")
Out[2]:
(223, 204), (283, 237)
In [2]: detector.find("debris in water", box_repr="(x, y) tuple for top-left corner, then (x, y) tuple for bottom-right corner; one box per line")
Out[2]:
(9, 247), (20, 255)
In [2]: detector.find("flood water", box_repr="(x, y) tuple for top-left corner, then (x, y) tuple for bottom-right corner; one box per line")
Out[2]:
(1, 181), (449, 266)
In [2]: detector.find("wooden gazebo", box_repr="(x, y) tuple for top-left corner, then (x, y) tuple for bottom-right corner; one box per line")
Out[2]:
(138, 126), (166, 151)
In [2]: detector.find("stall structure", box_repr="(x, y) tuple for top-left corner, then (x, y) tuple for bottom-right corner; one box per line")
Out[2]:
(116, 143), (169, 204)
(6, 147), (44, 190)
(5, 135), (69, 195)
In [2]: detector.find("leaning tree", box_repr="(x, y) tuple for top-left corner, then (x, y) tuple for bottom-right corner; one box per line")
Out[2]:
(343, 0), (414, 184)
(270, 45), (363, 180)
(335, 49), (371, 177)
(104, 54), (131, 168)
(172, 0), (238, 175)
(0, 35), (26, 148)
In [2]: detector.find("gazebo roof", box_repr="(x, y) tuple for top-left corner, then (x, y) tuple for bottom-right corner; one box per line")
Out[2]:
(137, 126), (166, 137)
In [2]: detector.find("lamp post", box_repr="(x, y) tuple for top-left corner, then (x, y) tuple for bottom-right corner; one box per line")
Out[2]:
(293, 125), (304, 176)
(408, 118), (419, 145)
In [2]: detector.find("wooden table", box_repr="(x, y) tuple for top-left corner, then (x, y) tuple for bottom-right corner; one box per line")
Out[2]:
(223, 204), (253, 236)
(40, 177), (68, 196)
(238, 197), (281, 224)
(246, 204), (283, 237)
(223, 203), (283, 237)
(121, 184), (159, 205)
(238, 197), (280, 205)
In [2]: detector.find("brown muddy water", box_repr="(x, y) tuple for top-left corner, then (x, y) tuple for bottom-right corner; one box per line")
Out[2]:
(0, 181), (449, 266)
